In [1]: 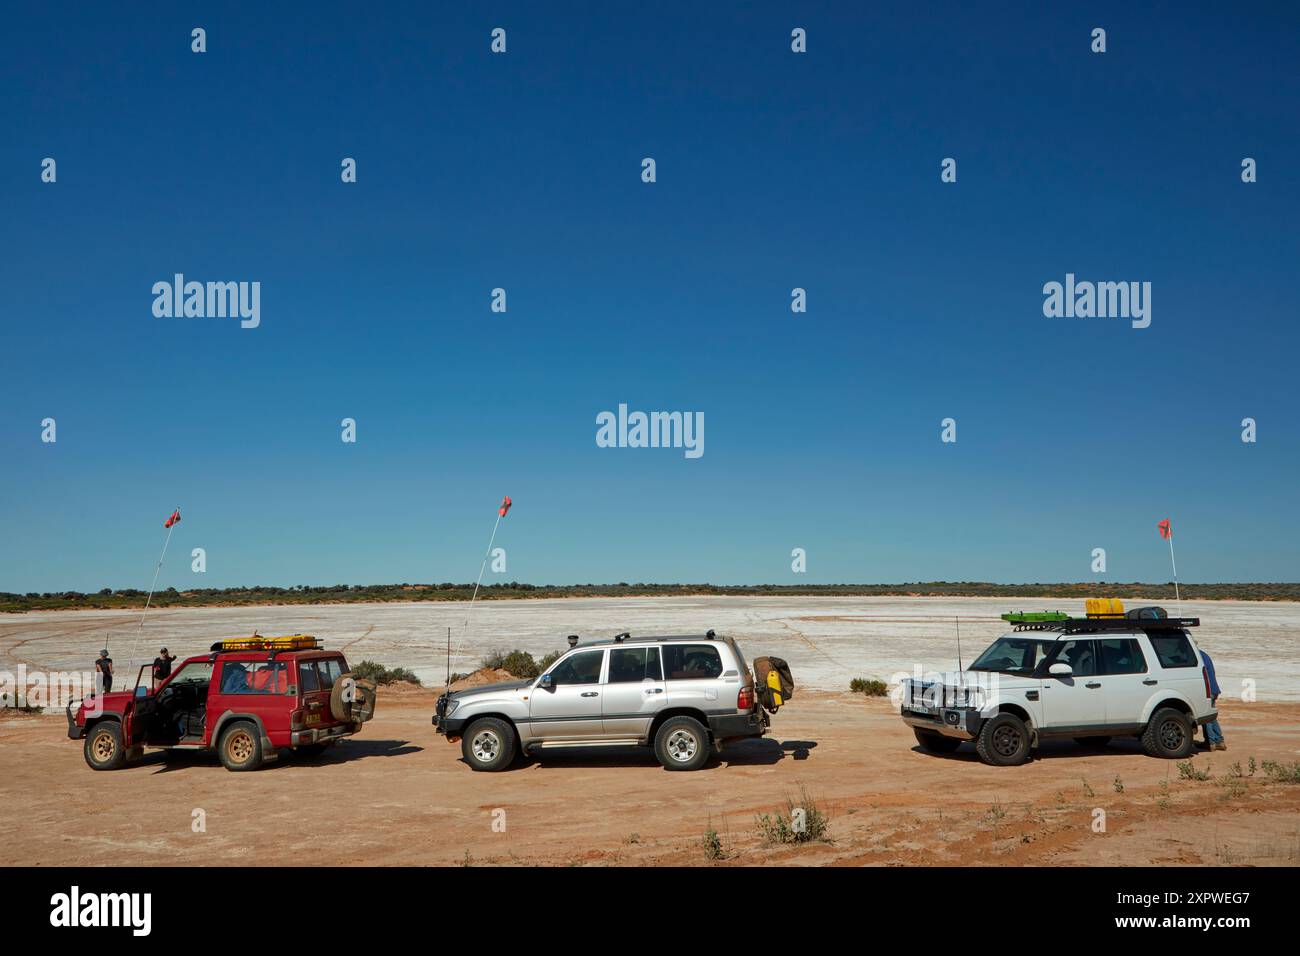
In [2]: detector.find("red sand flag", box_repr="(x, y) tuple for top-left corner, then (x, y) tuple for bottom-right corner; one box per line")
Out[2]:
(499, 496), (512, 517)
(1157, 518), (1172, 540)
(164, 508), (182, 528)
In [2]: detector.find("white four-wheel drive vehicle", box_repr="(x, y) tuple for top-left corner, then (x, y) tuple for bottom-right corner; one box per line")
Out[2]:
(901, 605), (1217, 766)
(433, 631), (793, 772)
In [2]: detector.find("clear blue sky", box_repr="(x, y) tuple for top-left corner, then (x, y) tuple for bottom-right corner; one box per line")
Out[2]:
(2, 2), (1298, 591)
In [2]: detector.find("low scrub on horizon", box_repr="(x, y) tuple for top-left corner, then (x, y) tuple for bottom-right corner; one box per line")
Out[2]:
(5, 580), (1299, 612)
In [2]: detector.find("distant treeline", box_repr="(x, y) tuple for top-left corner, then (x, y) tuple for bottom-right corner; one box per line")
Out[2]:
(3, 580), (1298, 612)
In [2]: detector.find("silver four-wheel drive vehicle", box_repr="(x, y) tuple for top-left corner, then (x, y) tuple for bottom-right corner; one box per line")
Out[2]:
(433, 631), (792, 771)
(901, 604), (1217, 767)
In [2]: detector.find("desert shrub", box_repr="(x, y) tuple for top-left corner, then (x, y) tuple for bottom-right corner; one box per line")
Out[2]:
(479, 648), (542, 678)
(756, 785), (831, 844)
(350, 660), (421, 685)
(538, 650), (563, 672)
(1261, 760), (1300, 783)
(1178, 759), (1211, 781)
(849, 677), (888, 696)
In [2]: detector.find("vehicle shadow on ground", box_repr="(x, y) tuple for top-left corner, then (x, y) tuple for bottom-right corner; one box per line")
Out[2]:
(508, 737), (818, 772)
(145, 738), (422, 773)
(912, 736), (1214, 763)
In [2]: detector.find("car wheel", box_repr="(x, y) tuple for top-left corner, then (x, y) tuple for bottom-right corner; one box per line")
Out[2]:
(218, 720), (264, 771)
(654, 715), (711, 771)
(461, 717), (517, 772)
(84, 722), (127, 771)
(914, 728), (963, 754)
(975, 713), (1032, 766)
(1141, 707), (1195, 759)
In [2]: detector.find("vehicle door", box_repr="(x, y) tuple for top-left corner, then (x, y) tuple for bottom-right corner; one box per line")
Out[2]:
(295, 658), (332, 734)
(1095, 635), (1152, 729)
(662, 643), (725, 710)
(312, 656), (350, 729)
(601, 645), (665, 737)
(1145, 630), (1206, 708)
(529, 648), (606, 739)
(135, 660), (214, 743)
(1038, 639), (1107, 731)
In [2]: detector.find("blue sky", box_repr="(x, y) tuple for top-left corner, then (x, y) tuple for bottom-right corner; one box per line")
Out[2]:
(2, 2), (1298, 591)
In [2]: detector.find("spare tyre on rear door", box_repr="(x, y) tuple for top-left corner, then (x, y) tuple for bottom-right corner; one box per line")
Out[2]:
(330, 673), (378, 724)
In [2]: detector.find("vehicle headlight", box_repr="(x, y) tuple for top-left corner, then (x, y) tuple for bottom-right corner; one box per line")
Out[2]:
(443, 699), (459, 716)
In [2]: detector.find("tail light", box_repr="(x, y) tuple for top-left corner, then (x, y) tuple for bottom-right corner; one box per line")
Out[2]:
(1202, 666), (1212, 699)
(290, 708), (305, 731)
(737, 685), (754, 710)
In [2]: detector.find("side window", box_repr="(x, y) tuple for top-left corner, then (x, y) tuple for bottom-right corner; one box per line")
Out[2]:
(1099, 638), (1147, 675)
(299, 661), (320, 692)
(549, 650), (604, 686)
(221, 661), (288, 694)
(318, 659), (344, 690)
(662, 644), (723, 680)
(1051, 640), (1098, 678)
(170, 662), (213, 685)
(1149, 633), (1198, 668)
(608, 647), (663, 683)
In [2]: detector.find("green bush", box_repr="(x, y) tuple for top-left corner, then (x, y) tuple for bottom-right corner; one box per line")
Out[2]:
(350, 660), (422, 686)
(481, 648), (547, 679)
(755, 785), (831, 844)
(1261, 760), (1300, 783)
(1177, 759), (1210, 781)
(849, 677), (889, 697)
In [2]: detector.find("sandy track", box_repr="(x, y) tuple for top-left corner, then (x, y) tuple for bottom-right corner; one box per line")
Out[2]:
(2, 687), (1297, 867)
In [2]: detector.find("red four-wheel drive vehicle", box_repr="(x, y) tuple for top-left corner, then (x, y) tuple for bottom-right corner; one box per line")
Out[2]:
(67, 635), (377, 771)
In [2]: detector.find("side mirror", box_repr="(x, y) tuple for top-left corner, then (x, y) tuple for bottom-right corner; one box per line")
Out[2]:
(538, 674), (554, 691)
(1049, 662), (1073, 677)
(134, 685), (149, 698)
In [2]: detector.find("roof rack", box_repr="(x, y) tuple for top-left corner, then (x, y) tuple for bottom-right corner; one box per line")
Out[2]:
(1011, 617), (1199, 634)
(210, 634), (319, 652)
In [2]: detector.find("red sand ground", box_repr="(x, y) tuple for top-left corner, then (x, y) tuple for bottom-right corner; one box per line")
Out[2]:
(2, 688), (1297, 866)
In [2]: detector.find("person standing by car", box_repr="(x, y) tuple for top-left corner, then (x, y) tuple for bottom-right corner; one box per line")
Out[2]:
(1200, 648), (1226, 751)
(152, 647), (177, 690)
(95, 649), (114, 694)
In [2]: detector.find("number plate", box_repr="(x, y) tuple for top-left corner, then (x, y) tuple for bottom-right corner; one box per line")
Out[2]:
(305, 713), (321, 726)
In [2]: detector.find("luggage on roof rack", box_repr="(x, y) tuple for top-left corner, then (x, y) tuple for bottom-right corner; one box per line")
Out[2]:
(1001, 611), (1071, 624)
(210, 634), (319, 652)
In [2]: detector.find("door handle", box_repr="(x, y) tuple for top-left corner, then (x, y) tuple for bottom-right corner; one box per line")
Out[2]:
(1085, 682), (1102, 689)
(645, 688), (663, 695)
(580, 691), (599, 698)
(1142, 679), (1158, 685)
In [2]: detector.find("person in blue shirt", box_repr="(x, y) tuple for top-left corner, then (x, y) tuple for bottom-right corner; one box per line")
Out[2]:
(1200, 649), (1226, 751)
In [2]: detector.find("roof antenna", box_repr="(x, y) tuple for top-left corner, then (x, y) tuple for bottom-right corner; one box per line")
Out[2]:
(955, 616), (964, 671)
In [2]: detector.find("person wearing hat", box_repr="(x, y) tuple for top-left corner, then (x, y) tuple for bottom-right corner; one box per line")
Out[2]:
(152, 647), (177, 690)
(95, 649), (114, 694)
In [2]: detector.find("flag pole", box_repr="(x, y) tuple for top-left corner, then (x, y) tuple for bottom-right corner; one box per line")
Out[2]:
(1168, 531), (1181, 615)
(126, 508), (179, 687)
(465, 510), (504, 628)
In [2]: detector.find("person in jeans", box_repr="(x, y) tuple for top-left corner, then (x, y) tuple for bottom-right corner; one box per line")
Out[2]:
(94, 649), (114, 694)
(1200, 648), (1226, 751)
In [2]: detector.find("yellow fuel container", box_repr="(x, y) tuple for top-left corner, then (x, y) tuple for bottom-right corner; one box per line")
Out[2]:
(1085, 598), (1125, 618)
(766, 669), (784, 707)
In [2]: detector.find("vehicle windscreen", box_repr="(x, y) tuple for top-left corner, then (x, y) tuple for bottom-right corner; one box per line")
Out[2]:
(969, 636), (1057, 674)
